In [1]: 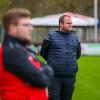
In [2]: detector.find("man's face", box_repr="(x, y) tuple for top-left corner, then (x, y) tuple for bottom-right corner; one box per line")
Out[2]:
(15, 17), (33, 42)
(60, 16), (72, 32)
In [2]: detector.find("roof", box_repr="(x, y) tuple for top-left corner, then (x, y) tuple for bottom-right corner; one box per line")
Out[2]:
(31, 12), (98, 27)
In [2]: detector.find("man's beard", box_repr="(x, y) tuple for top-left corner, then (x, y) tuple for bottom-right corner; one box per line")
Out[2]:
(63, 28), (72, 33)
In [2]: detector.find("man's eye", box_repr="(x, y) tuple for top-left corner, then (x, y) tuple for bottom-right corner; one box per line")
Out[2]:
(66, 22), (72, 24)
(21, 24), (33, 27)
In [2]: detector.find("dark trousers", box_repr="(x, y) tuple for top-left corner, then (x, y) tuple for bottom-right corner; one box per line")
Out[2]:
(48, 77), (76, 100)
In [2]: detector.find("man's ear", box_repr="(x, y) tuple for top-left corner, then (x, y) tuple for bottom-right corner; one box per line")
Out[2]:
(59, 23), (63, 30)
(8, 24), (17, 35)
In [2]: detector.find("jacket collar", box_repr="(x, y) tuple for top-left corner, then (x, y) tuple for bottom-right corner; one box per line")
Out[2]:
(3, 32), (29, 46)
(55, 30), (74, 35)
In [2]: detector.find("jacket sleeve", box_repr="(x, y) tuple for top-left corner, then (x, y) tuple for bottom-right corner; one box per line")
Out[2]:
(3, 45), (50, 88)
(76, 41), (81, 60)
(40, 34), (52, 61)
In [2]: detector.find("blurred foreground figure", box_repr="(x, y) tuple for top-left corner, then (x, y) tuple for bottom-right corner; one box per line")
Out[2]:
(41, 15), (81, 100)
(0, 8), (53, 100)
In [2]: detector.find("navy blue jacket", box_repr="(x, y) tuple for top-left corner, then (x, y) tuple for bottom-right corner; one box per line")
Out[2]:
(40, 30), (81, 77)
(3, 34), (53, 87)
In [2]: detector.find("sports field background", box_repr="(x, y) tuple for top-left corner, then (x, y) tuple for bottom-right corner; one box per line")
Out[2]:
(73, 56), (100, 100)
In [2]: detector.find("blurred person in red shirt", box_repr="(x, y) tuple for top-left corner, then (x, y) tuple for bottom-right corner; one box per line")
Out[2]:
(0, 8), (53, 100)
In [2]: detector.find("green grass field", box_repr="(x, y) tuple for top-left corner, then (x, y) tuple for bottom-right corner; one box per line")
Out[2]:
(73, 56), (100, 100)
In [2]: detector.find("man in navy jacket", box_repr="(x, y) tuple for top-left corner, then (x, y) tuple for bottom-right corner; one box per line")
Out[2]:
(41, 15), (81, 100)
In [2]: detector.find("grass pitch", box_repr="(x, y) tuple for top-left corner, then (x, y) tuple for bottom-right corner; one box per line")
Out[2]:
(73, 56), (100, 100)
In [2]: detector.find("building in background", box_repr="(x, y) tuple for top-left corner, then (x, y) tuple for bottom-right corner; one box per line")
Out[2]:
(31, 12), (99, 43)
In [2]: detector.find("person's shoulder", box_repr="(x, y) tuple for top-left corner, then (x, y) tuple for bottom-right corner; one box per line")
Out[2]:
(3, 42), (14, 51)
(44, 30), (59, 41)
(48, 30), (59, 36)
(48, 31), (55, 35)
(45, 31), (55, 39)
(4, 42), (25, 53)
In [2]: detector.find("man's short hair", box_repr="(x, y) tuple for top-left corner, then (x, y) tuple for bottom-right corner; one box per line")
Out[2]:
(2, 8), (31, 31)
